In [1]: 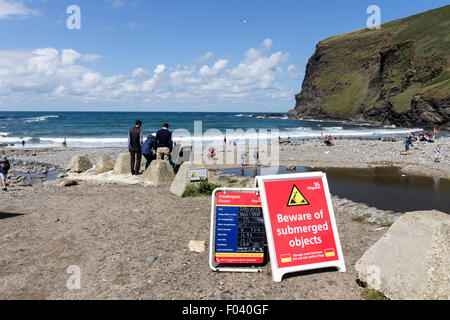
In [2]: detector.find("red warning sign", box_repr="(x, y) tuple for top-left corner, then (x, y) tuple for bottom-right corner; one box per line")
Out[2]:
(256, 172), (345, 282)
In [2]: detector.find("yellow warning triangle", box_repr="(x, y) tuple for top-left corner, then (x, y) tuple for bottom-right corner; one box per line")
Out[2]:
(192, 172), (198, 177)
(287, 185), (310, 207)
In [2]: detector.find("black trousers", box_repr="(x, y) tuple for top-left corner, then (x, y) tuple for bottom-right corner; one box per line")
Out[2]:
(130, 149), (142, 175)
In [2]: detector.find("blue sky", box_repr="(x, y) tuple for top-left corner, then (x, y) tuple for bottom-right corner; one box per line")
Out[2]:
(0, 0), (448, 111)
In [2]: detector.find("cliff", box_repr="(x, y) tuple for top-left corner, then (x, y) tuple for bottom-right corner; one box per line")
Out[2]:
(288, 5), (450, 129)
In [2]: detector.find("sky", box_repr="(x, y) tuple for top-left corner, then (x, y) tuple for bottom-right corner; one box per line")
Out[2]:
(0, 0), (448, 112)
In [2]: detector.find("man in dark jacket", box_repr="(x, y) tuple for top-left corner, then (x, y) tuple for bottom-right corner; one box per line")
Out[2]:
(155, 123), (173, 161)
(0, 157), (10, 191)
(128, 120), (144, 175)
(142, 133), (156, 169)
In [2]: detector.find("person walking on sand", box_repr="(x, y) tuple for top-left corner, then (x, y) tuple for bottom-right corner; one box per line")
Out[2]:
(156, 123), (173, 161)
(434, 144), (442, 163)
(403, 136), (413, 156)
(128, 120), (144, 175)
(0, 157), (10, 191)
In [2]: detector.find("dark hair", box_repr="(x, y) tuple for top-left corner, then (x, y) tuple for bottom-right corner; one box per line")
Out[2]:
(136, 120), (142, 126)
(163, 123), (169, 128)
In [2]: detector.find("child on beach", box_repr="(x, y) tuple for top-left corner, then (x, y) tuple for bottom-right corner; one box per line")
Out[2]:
(434, 145), (442, 163)
(402, 136), (413, 155)
(0, 157), (10, 191)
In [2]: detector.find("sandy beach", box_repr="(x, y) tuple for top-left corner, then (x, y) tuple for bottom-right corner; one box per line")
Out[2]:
(0, 137), (448, 300)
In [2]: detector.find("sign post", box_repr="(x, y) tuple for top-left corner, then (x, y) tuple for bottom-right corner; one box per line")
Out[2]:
(256, 172), (345, 282)
(209, 187), (265, 273)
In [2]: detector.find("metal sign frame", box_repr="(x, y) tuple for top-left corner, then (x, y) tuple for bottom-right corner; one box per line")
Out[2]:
(209, 187), (263, 273)
(255, 172), (346, 282)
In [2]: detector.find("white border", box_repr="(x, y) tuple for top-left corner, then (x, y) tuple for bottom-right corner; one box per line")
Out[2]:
(189, 167), (208, 182)
(255, 172), (346, 282)
(209, 187), (263, 273)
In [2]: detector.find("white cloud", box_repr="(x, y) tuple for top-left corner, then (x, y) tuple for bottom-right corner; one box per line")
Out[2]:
(0, 39), (294, 108)
(195, 51), (214, 63)
(0, 0), (38, 19)
(112, 0), (126, 8)
(109, 0), (138, 9)
(287, 64), (303, 79)
(262, 38), (273, 49)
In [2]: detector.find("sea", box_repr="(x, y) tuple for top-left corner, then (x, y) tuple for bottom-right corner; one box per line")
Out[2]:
(0, 111), (427, 148)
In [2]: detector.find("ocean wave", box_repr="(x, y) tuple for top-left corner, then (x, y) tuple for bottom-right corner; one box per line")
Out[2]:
(23, 115), (60, 123)
(0, 126), (425, 148)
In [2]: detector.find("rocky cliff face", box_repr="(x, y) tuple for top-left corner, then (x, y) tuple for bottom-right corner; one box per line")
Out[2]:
(288, 5), (450, 129)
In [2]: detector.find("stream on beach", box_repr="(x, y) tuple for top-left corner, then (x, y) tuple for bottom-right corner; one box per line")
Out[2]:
(218, 166), (450, 213)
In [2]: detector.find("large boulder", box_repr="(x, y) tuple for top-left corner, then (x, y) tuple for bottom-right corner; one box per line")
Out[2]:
(142, 160), (175, 187)
(169, 162), (207, 197)
(355, 210), (449, 300)
(94, 155), (115, 174)
(66, 155), (93, 173)
(113, 152), (145, 175)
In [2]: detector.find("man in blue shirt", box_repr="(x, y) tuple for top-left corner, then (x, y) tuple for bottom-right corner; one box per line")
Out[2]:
(142, 133), (157, 169)
(155, 123), (173, 161)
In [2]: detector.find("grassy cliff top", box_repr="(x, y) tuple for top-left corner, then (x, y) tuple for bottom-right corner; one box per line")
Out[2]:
(310, 5), (449, 115)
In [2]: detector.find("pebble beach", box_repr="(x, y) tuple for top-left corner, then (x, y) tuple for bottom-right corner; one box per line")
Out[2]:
(0, 137), (448, 299)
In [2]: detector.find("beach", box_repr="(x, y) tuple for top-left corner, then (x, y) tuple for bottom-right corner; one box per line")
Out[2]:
(4, 136), (450, 177)
(0, 137), (448, 299)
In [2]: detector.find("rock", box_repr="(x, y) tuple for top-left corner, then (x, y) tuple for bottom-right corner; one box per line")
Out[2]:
(141, 160), (175, 187)
(66, 155), (93, 173)
(4, 232), (18, 239)
(64, 180), (78, 187)
(355, 210), (449, 300)
(94, 155), (115, 174)
(113, 153), (146, 175)
(113, 153), (131, 175)
(169, 162), (205, 197)
(188, 240), (205, 253)
(286, 164), (296, 171)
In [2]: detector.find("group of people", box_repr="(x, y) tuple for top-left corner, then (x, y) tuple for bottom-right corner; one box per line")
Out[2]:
(323, 135), (343, 146)
(401, 132), (443, 162)
(407, 132), (435, 143)
(128, 121), (173, 175)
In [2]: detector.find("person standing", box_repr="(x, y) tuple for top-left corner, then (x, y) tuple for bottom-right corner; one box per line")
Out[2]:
(253, 149), (259, 168)
(155, 123), (173, 161)
(0, 157), (10, 191)
(128, 120), (144, 175)
(434, 144), (442, 163)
